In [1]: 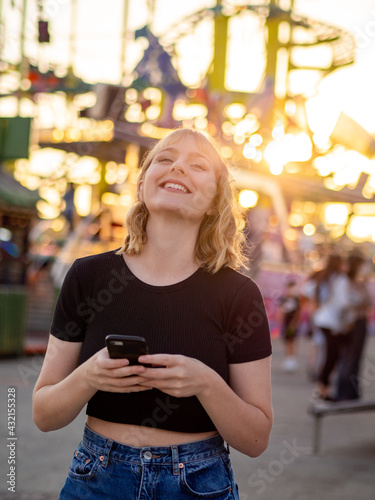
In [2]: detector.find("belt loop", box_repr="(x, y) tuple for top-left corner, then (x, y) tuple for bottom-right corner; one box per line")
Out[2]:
(100, 439), (113, 468)
(171, 446), (179, 476)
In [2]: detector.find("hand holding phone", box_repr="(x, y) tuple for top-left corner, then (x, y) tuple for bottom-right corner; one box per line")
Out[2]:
(105, 335), (150, 365)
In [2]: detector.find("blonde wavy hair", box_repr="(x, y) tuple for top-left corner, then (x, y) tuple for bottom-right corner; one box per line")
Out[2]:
(117, 128), (248, 273)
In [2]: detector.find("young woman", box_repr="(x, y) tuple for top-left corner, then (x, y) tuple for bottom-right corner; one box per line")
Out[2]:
(33, 128), (273, 499)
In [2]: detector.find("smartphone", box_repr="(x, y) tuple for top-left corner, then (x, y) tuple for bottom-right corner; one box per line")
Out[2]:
(105, 335), (150, 365)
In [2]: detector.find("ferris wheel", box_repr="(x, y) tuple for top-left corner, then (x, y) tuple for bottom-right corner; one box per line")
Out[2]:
(138, 2), (368, 262)
(125, 0), (361, 186)
(158, 0), (355, 92)
(132, 0), (357, 169)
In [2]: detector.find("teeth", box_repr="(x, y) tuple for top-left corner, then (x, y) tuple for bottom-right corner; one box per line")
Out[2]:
(164, 182), (188, 193)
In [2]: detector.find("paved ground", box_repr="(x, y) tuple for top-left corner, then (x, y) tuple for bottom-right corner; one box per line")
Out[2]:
(0, 333), (374, 500)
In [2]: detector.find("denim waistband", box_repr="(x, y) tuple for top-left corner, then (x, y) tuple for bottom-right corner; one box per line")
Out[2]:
(82, 425), (225, 473)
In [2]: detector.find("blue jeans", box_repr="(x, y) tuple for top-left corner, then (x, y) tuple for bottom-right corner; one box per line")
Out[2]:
(60, 425), (240, 499)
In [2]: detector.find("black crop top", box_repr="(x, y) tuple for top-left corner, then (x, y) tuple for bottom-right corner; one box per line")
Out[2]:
(50, 250), (272, 433)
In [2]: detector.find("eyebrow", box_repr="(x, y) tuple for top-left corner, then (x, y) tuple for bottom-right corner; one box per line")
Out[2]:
(159, 147), (209, 162)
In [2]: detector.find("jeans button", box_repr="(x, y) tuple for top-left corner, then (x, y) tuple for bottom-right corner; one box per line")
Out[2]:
(144, 451), (152, 460)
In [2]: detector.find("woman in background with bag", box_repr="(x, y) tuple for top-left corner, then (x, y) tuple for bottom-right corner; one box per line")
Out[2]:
(313, 253), (366, 401)
(336, 252), (372, 401)
(312, 254), (351, 400)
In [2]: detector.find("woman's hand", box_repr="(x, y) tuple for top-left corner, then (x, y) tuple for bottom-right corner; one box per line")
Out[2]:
(82, 347), (152, 393)
(137, 354), (214, 398)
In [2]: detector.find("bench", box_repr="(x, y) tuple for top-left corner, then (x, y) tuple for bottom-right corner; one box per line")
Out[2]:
(307, 398), (375, 453)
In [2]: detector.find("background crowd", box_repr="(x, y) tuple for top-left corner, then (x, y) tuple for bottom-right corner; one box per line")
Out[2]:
(278, 250), (372, 404)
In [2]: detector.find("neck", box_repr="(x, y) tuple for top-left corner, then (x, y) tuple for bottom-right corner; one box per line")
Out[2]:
(126, 214), (201, 283)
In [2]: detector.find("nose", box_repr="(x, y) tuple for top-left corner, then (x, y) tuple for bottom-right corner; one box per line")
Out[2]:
(170, 160), (185, 175)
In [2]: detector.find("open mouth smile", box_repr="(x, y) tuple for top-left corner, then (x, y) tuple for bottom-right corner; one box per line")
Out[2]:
(160, 181), (191, 194)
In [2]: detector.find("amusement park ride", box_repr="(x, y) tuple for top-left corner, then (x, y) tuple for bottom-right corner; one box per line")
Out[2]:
(2, 0), (375, 274)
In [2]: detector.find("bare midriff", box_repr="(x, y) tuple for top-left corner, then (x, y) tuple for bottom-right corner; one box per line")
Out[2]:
(87, 416), (219, 447)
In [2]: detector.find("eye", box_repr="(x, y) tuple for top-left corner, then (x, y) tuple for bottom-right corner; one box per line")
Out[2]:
(156, 156), (173, 163)
(191, 163), (206, 170)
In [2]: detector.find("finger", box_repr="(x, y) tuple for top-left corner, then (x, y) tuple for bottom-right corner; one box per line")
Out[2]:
(99, 354), (130, 370)
(94, 366), (146, 387)
(138, 379), (164, 388)
(137, 375), (177, 388)
(139, 367), (175, 381)
(102, 364), (146, 380)
(138, 354), (176, 366)
(105, 374), (150, 388)
(105, 384), (153, 393)
(137, 380), (179, 396)
(115, 365), (147, 378)
(125, 386), (153, 392)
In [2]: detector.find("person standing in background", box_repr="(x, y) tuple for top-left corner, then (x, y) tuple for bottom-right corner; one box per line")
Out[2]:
(313, 253), (365, 401)
(279, 280), (301, 372)
(310, 254), (346, 400)
(300, 254), (344, 387)
(336, 252), (372, 401)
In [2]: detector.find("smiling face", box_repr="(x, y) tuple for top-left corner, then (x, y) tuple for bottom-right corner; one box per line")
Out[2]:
(121, 129), (246, 272)
(139, 134), (218, 223)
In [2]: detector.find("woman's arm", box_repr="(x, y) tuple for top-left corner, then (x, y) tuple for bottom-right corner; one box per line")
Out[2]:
(33, 337), (94, 432)
(138, 354), (273, 457)
(33, 336), (152, 432)
(199, 357), (272, 457)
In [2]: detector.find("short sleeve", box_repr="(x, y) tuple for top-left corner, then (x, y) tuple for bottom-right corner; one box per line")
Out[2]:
(50, 260), (87, 342)
(223, 279), (272, 363)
